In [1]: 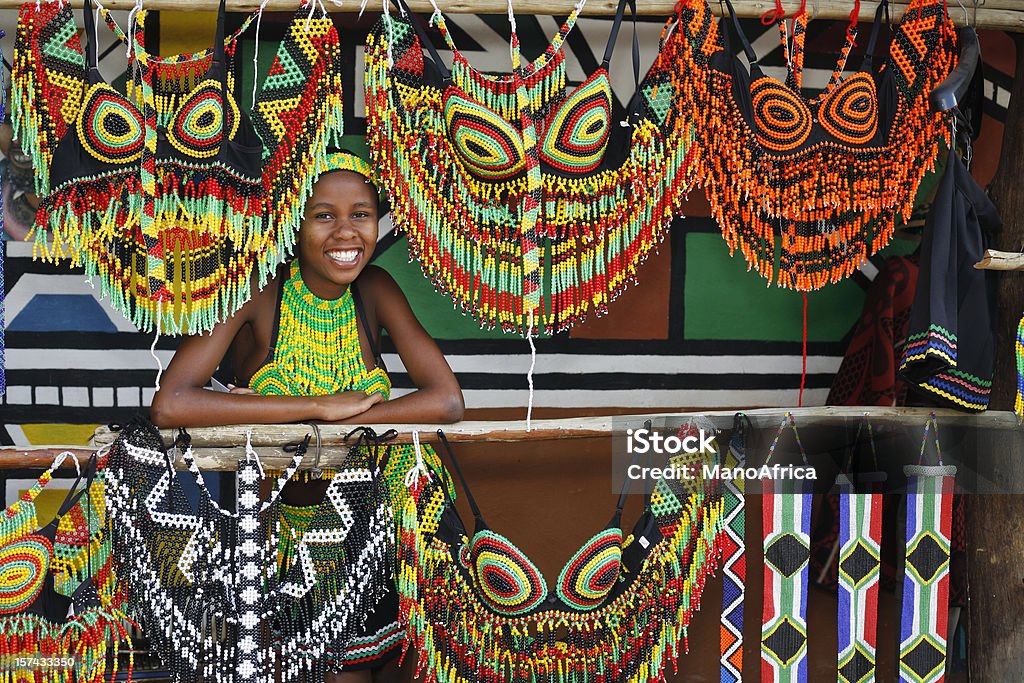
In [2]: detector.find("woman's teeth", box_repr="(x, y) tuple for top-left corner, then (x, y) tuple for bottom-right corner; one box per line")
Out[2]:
(327, 249), (359, 265)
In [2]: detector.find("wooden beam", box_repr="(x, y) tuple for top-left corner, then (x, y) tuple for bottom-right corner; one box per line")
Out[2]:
(1, 0), (1023, 31)
(975, 248), (1024, 271)
(0, 447), (102, 469)
(0, 407), (1003, 470)
(81, 407), (1021, 448)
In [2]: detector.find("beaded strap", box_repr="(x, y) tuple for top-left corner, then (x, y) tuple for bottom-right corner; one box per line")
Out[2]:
(100, 6), (256, 62)
(917, 413), (944, 466)
(182, 440), (305, 519)
(1015, 315), (1024, 418)
(766, 412), (810, 466)
(434, 0), (585, 78)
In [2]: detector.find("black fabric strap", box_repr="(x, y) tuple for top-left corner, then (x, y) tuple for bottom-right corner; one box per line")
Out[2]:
(215, 0), (228, 81)
(395, 0), (451, 79)
(642, 449), (654, 511)
(844, 416), (879, 472)
(55, 454), (99, 520)
(724, 0), (759, 65)
(861, 0), (890, 70)
(436, 430), (485, 523)
(613, 443), (645, 516)
(215, 0), (229, 153)
(265, 267), (288, 357)
(351, 282), (384, 369)
(601, 0), (638, 81)
(83, 0), (99, 74)
(345, 427), (397, 480)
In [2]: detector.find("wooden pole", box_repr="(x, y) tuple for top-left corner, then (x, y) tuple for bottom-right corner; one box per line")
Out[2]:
(0, 407), (990, 471)
(1, 0), (1024, 29)
(969, 32), (1024, 683)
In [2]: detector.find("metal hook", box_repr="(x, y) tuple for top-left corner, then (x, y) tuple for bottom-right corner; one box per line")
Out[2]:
(954, 0), (969, 26)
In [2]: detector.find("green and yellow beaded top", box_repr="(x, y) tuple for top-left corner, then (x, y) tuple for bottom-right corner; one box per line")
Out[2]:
(250, 261), (391, 398)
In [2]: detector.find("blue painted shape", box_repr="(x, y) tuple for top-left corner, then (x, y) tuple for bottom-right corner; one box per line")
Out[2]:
(9, 294), (118, 332)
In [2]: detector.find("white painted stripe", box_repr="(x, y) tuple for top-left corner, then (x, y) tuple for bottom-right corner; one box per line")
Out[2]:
(451, 388), (831, 409)
(7, 348), (840, 374)
(3, 424), (29, 448)
(5, 349), (175, 370)
(3, 386), (829, 410)
(384, 353), (842, 375)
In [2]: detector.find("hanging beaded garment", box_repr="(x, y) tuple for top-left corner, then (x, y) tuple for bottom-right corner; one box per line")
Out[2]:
(12, 1), (343, 333)
(273, 428), (395, 679)
(365, 0), (695, 335)
(54, 455), (138, 683)
(835, 420), (884, 683)
(397, 428), (723, 682)
(760, 414), (813, 683)
(106, 418), (301, 682)
(0, 454), (68, 680)
(898, 416), (955, 683)
(718, 415), (748, 683)
(107, 417), (395, 682)
(0, 452), (136, 682)
(676, 0), (956, 289)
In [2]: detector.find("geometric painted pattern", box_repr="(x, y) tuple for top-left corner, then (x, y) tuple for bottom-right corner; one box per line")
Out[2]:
(761, 485), (812, 683)
(719, 423), (746, 683)
(837, 475), (883, 683)
(899, 465), (956, 683)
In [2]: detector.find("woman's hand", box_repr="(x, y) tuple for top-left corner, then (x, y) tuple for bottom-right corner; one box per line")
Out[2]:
(317, 391), (385, 422)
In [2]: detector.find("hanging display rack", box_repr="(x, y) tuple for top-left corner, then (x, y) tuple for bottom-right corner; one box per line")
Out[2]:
(0, 406), (1012, 470)
(0, 0), (1019, 30)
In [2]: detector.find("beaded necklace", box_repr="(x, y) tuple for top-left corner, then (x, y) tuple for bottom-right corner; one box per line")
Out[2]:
(250, 261), (391, 398)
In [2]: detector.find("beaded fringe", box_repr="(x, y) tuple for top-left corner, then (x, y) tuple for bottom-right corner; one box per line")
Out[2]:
(12, 4), (345, 335)
(397, 461), (724, 682)
(366, 15), (695, 336)
(676, 0), (956, 290)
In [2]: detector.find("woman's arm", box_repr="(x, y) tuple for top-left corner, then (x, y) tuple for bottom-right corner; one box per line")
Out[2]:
(150, 284), (382, 428)
(341, 267), (464, 425)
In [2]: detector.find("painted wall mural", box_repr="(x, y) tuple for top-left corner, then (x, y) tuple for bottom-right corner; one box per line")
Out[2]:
(0, 8), (1014, 446)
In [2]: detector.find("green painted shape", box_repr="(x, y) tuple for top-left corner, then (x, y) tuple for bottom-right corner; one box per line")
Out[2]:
(683, 232), (921, 342)
(371, 235), (528, 340)
(337, 135), (370, 160)
(684, 232), (862, 341)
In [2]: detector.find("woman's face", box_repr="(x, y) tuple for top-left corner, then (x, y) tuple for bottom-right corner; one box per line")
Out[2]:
(298, 170), (379, 299)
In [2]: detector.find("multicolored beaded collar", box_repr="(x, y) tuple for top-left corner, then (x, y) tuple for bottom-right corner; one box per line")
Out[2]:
(366, 0), (694, 335)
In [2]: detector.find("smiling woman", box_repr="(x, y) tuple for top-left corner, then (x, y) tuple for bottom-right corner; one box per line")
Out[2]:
(149, 150), (464, 682)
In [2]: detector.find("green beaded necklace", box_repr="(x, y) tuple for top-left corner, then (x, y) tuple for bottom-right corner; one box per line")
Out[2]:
(250, 261), (390, 398)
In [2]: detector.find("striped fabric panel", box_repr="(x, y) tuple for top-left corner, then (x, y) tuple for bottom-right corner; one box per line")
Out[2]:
(761, 484), (812, 683)
(899, 465), (956, 683)
(837, 475), (884, 683)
